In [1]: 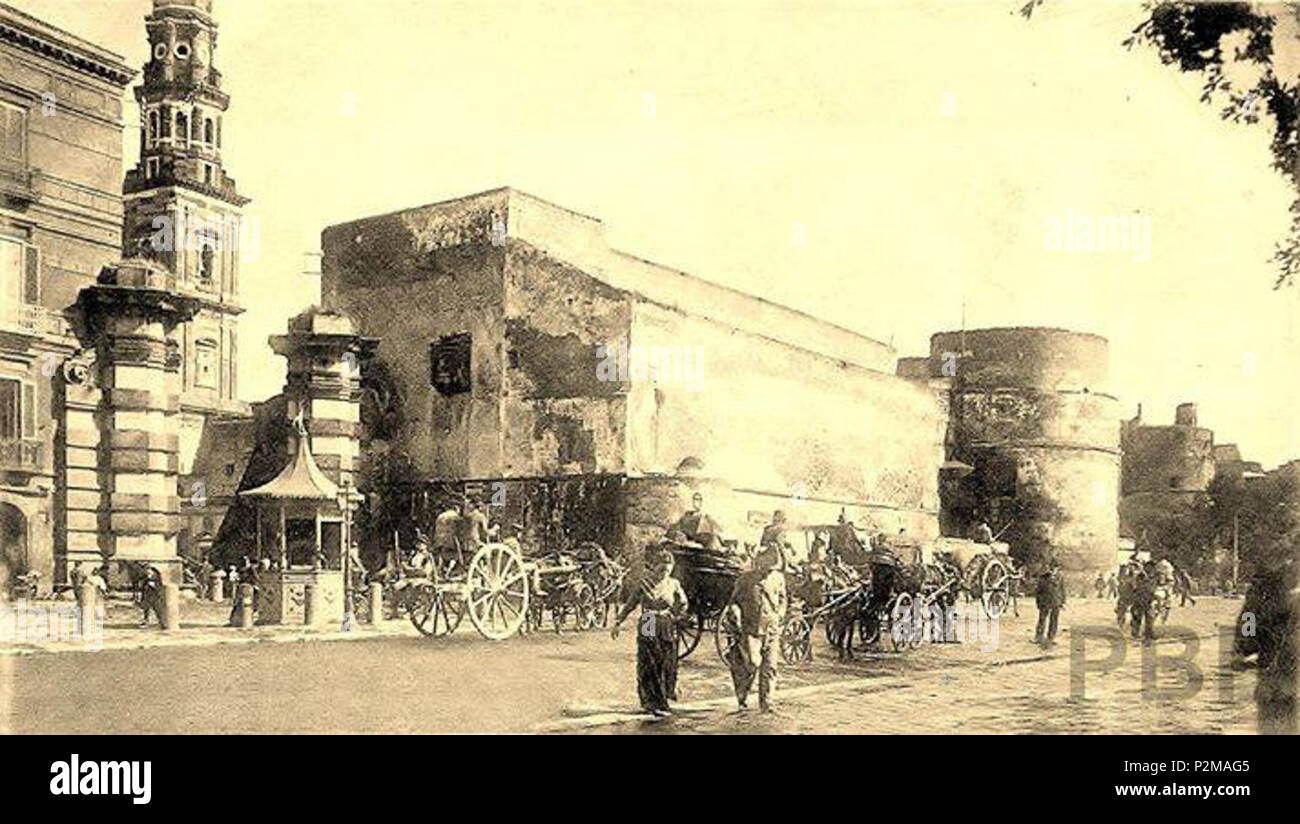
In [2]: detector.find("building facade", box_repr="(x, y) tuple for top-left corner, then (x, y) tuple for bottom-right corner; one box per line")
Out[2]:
(320, 188), (949, 561)
(0, 2), (134, 591)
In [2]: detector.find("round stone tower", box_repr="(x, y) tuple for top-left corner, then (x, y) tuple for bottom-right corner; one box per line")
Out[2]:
(926, 327), (1120, 581)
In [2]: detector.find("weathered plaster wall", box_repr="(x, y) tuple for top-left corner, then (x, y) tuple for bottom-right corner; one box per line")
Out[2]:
(501, 241), (631, 476)
(1121, 424), (1215, 495)
(625, 300), (946, 539)
(322, 196), (508, 480)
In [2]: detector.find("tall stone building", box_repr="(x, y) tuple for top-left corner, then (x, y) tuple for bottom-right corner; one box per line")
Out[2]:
(0, 3), (133, 590)
(320, 188), (949, 561)
(119, 0), (251, 556)
(901, 328), (1122, 582)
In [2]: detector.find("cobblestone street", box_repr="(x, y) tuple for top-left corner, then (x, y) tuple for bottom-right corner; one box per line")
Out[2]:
(2, 594), (1255, 734)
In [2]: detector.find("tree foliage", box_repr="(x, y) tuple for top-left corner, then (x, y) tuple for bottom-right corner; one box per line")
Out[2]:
(1024, 1), (1300, 288)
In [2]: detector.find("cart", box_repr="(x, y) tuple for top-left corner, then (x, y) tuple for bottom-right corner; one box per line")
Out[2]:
(666, 541), (747, 660)
(405, 541), (531, 640)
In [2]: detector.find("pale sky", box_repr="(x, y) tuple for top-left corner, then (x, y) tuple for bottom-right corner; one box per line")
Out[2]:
(20, 0), (1300, 467)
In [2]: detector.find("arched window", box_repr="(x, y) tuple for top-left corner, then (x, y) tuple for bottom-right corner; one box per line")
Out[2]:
(191, 112), (201, 142)
(204, 118), (214, 145)
(147, 110), (160, 142)
(175, 111), (188, 146)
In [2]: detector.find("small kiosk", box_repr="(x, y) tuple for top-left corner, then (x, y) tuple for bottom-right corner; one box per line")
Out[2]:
(240, 418), (349, 625)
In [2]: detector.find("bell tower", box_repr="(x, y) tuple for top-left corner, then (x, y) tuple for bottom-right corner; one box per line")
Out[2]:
(122, 0), (249, 428)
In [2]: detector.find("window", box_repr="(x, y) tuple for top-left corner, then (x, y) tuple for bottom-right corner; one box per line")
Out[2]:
(430, 333), (471, 397)
(0, 236), (39, 313)
(174, 42), (191, 60)
(0, 101), (27, 168)
(175, 111), (188, 147)
(0, 378), (35, 439)
(203, 164), (213, 185)
(204, 118), (214, 145)
(195, 340), (218, 389)
(147, 110), (160, 144)
(153, 42), (167, 61)
(146, 157), (160, 179)
(191, 113), (201, 142)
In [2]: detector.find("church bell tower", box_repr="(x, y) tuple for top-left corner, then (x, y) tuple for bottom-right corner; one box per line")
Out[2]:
(122, 0), (249, 426)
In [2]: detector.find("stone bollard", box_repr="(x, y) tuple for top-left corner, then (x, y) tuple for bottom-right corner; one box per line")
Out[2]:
(210, 570), (226, 602)
(160, 583), (181, 631)
(77, 581), (97, 637)
(303, 583), (323, 626)
(367, 583), (384, 625)
(230, 583), (255, 628)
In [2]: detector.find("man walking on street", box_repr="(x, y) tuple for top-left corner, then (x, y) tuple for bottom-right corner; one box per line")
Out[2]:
(724, 544), (788, 712)
(1034, 558), (1066, 646)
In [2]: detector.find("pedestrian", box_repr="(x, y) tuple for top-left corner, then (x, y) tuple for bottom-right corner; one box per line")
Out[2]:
(69, 561), (86, 607)
(1174, 566), (1196, 607)
(1106, 572), (1118, 599)
(138, 565), (165, 628)
(724, 543), (788, 712)
(1034, 559), (1066, 646)
(1130, 562), (1156, 643)
(610, 546), (688, 717)
(1093, 572), (1106, 599)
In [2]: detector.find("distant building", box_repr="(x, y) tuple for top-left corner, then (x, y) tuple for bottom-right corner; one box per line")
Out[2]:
(1118, 402), (1216, 553)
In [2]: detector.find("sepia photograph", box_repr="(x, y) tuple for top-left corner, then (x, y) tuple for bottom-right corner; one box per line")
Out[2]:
(0, 0), (1295, 791)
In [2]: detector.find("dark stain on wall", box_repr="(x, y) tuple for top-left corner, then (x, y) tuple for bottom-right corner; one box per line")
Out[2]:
(533, 409), (598, 473)
(504, 318), (623, 400)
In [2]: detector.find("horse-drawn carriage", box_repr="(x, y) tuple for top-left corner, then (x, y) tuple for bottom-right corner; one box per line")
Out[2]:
(394, 535), (624, 640)
(665, 539), (749, 660)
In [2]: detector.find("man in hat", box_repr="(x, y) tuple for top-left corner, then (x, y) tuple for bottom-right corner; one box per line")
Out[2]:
(671, 492), (723, 551)
(1034, 558), (1067, 646)
(723, 543), (788, 712)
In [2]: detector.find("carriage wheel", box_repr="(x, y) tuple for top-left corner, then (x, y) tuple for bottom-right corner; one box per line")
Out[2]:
(981, 559), (1011, 619)
(465, 542), (530, 641)
(781, 613), (813, 665)
(407, 585), (463, 637)
(676, 613), (704, 659)
(886, 593), (915, 652)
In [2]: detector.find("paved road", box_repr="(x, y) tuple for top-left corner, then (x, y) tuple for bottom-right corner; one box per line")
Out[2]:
(3, 596), (1256, 734)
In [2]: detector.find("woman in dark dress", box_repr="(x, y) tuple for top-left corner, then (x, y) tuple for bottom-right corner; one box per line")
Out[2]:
(611, 546), (688, 716)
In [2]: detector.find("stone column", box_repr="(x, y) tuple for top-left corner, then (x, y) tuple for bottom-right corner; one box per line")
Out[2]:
(78, 261), (198, 590)
(269, 309), (375, 489)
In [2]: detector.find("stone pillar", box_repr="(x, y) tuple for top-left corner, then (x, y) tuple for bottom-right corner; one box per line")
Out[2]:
(270, 309), (375, 491)
(367, 582), (383, 624)
(78, 262), (198, 592)
(160, 583), (180, 630)
(303, 582), (323, 626)
(210, 569), (225, 602)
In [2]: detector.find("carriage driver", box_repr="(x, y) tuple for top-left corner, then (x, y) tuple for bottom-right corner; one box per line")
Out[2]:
(670, 492), (724, 551)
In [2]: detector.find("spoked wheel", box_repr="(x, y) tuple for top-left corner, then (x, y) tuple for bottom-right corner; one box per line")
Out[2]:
(465, 542), (530, 641)
(781, 612), (813, 665)
(407, 584), (464, 637)
(981, 559), (1011, 619)
(676, 612), (704, 659)
(714, 611), (743, 664)
(886, 592), (915, 652)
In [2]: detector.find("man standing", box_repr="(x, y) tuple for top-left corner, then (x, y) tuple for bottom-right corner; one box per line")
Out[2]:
(724, 545), (788, 712)
(1130, 562), (1157, 643)
(971, 520), (994, 545)
(1034, 559), (1066, 646)
(138, 565), (165, 629)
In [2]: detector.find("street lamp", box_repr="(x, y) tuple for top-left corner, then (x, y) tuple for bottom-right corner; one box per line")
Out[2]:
(339, 478), (357, 632)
